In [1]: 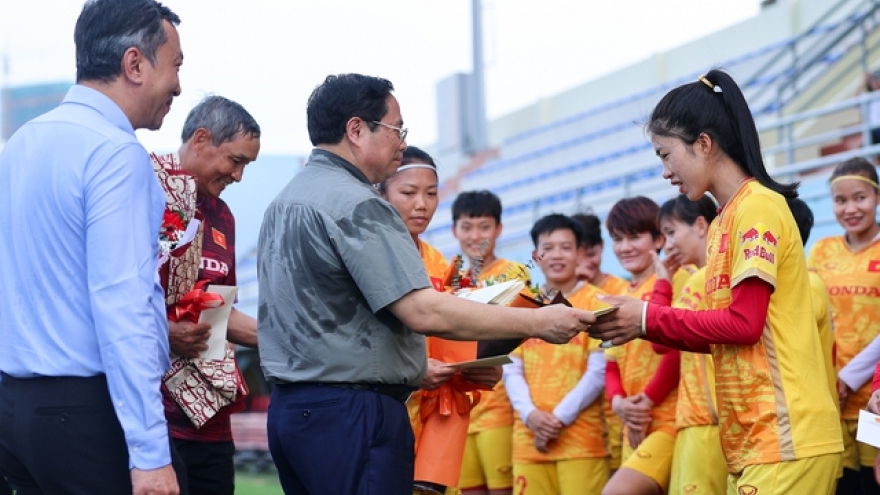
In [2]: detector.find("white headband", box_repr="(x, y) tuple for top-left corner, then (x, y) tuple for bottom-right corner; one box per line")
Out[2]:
(395, 163), (437, 174)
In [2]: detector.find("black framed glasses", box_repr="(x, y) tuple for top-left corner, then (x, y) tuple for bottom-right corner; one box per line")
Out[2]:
(371, 121), (408, 142)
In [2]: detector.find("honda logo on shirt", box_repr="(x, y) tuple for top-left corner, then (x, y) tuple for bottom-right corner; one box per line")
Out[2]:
(200, 257), (229, 276)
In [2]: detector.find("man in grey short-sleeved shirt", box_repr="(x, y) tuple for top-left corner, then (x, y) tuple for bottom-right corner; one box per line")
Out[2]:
(258, 73), (595, 495)
(259, 147), (430, 387)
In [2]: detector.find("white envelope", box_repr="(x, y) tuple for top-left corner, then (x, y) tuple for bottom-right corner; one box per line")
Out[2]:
(198, 285), (238, 361)
(857, 409), (880, 448)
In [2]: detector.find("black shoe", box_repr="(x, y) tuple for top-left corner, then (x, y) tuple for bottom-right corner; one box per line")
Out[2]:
(413, 481), (447, 494)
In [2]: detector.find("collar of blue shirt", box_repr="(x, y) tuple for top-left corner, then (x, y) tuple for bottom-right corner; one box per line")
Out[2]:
(63, 84), (135, 136)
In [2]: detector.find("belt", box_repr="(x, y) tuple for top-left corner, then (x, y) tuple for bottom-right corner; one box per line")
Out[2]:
(278, 382), (416, 403)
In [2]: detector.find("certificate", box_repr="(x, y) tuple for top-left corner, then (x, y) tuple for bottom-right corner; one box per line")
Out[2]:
(857, 409), (880, 448)
(445, 355), (513, 370)
(198, 285), (238, 361)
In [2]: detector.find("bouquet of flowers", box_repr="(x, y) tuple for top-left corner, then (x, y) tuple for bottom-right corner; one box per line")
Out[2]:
(159, 208), (187, 261)
(152, 152), (247, 428)
(152, 152), (202, 306)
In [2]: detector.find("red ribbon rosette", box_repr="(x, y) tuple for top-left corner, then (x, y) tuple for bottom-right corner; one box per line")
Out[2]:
(168, 281), (225, 323)
(419, 374), (492, 422)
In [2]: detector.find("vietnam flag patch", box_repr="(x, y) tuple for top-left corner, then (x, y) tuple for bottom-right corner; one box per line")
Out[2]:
(212, 228), (227, 250)
(868, 260), (880, 272)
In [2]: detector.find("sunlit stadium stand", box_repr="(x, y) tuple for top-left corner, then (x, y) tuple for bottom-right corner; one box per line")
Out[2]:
(415, 0), (880, 282)
(230, 0), (880, 295)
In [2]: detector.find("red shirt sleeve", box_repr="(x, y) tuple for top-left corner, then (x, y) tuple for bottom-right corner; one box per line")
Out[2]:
(651, 278), (673, 306)
(648, 279), (675, 354)
(645, 277), (772, 352)
(872, 360), (880, 393)
(605, 360), (626, 401)
(643, 350), (680, 404)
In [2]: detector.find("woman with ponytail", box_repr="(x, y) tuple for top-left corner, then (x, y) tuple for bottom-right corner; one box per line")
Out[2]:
(591, 69), (843, 494)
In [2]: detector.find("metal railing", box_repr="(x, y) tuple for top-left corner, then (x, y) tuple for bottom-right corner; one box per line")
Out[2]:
(422, 90), (880, 249)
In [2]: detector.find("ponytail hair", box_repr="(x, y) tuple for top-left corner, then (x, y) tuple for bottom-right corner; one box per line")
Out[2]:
(648, 69), (798, 198)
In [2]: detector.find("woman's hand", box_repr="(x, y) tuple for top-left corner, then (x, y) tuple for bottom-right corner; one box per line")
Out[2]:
(526, 410), (564, 441)
(839, 380), (852, 411)
(867, 389), (880, 415)
(589, 295), (645, 347)
(614, 393), (654, 449)
(652, 251), (679, 283)
(462, 366), (502, 388)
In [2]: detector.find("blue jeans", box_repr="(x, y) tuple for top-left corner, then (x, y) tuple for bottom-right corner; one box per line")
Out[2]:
(268, 383), (414, 495)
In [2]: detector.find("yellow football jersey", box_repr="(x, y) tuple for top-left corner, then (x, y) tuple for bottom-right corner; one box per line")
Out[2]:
(598, 273), (630, 296)
(510, 283), (609, 463)
(605, 273), (679, 437)
(705, 180), (842, 473)
(808, 236), (880, 419)
(808, 270), (837, 415)
(673, 267), (720, 430)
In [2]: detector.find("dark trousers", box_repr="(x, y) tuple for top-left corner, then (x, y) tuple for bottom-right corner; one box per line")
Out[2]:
(173, 438), (235, 495)
(0, 374), (132, 495)
(267, 383), (415, 495)
(836, 466), (880, 495)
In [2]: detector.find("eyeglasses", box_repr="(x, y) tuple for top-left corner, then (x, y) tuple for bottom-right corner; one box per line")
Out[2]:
(371, 121), (408, 142)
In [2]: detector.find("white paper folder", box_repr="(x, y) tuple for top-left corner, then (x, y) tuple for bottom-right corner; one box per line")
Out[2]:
(198, 285), (238, 361)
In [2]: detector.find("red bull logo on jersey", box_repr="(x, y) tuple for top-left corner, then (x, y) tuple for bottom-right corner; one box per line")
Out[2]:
(739, 227), (760, 244)
(738, 224), (777, 265)
(743, 245), (775, 264)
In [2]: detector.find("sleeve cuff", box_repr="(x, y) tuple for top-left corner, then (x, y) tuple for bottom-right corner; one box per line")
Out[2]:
(640, 301), (648, 337)
(126, 429), (172, 470)
(552, 404), (577, 426)
(518, 404), (537, 424)
(838, 368), (861, 392)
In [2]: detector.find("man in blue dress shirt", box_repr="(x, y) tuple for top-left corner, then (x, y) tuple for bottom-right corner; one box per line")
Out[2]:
(0, 1), (183, 494)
